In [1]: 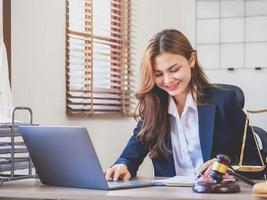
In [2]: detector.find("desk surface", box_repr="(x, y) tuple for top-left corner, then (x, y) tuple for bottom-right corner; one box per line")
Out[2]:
(0, 178), (259, 200)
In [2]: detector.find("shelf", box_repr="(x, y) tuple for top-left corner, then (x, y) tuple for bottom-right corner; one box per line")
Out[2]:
(0, 107), (35, 184)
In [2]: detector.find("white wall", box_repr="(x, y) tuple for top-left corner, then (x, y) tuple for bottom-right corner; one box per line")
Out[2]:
(11, 0), (154, 176)
(175, 0), (267, 130)
(11, 0), (267, 177)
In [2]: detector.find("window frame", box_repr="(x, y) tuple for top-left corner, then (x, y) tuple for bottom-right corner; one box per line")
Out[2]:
(65, 0), (133, 117)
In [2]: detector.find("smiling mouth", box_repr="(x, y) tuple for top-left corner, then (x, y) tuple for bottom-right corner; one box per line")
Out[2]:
(164, 82), (181, 91)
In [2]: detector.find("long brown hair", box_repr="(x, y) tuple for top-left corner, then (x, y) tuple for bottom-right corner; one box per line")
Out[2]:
(135, 29), (213, 159)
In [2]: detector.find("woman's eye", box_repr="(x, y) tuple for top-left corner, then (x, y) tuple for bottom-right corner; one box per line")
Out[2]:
(170, 67), (179, 73)
(154, 73), (162, 77)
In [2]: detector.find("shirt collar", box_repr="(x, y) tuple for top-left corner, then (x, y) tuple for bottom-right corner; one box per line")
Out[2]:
(185, 91), (197, 111)
(168, 91), (197, 116)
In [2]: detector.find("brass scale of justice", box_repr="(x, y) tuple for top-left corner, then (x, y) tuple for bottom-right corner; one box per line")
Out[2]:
(193, 109), (267, 193)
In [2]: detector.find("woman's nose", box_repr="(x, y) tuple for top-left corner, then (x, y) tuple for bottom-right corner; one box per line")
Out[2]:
(164, 73), (173, 85)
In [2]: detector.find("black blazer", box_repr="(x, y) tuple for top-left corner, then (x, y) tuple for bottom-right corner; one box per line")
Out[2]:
(115, 87), (265, 178)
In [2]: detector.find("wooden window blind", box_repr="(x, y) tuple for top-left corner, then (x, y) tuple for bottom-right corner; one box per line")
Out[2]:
(66, 0), (133, 116)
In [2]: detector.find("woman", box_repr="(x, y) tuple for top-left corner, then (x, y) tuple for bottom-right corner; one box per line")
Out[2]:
(105, 29), (263, 182)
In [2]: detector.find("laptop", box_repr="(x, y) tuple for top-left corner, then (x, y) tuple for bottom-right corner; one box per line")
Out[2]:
(18, 126), (153, 190)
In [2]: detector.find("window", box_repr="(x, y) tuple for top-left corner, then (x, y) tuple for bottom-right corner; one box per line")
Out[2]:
(66, 0), (133, 116)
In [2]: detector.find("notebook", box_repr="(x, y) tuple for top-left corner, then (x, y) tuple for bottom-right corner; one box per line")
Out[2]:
(18, 126), (153, 190)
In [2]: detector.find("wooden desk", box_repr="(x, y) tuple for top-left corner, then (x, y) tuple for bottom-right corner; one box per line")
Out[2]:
(0, 178), (258, 200)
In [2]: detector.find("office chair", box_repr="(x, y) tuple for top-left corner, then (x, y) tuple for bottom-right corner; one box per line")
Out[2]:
(215, 84), (267, 158)
(215, 84), (267, 179)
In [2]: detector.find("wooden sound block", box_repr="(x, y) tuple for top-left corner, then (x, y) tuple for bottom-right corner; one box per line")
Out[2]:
(253, 182), (267, 198)
(193, 180), (240, 193)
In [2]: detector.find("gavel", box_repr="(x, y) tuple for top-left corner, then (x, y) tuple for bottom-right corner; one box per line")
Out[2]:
(193, 154), (255, 193)
(210, 154), (255, 186)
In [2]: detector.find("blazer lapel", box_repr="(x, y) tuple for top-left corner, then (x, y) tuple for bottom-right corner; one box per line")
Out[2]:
(166, 133), (176, 176)
(198, 104), (216, 162)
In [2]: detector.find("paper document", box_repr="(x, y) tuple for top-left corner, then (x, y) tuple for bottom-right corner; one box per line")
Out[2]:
(0, 145), (28, 154)
(153, 176), (195, 187)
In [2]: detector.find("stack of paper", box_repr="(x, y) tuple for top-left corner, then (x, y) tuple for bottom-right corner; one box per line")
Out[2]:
(0, 123), (32, 173)
(0, 157), (30, 172)
(153, 176), (196, 187)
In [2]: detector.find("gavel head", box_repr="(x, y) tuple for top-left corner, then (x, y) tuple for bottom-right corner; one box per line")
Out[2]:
(210, 154), (231, 183)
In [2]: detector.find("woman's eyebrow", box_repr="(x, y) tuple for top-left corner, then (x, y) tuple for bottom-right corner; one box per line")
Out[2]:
(153, 63), (180, 72)
(154, 63), (179, 72)
(168, 63), (180, 70)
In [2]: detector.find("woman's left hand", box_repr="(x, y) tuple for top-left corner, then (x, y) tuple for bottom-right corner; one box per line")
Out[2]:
(197, 158), (216, 181)
(197, 158), (234, 181)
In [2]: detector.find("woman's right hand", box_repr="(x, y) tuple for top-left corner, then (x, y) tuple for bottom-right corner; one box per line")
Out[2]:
(104, 164), (131, 182)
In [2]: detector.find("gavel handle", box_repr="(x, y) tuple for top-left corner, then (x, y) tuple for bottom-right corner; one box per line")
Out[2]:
(227, 168), (255, 186)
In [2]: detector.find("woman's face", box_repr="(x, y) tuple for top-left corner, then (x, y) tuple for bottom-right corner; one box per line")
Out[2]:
(153, 52), (195, 98)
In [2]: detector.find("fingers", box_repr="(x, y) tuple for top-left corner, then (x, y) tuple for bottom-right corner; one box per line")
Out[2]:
(198, 158), (234, 182)
(197, 158), (216, 175)
(122, 172), (131, 182)
(196, 159), (216, 182)
(223, 174), (235, 180)
(202, 165), (212, 180)
(113, 167), (122, 181)
(105, 166), (116, 181)
(113, 165), (131, 181)
(104, 164), (131, 182)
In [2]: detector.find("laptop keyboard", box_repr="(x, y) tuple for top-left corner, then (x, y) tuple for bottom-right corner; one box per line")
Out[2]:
(108, 180), (152, 189)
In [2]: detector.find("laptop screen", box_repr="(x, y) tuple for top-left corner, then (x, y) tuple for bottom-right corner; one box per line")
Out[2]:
(19, 126), (109, 190)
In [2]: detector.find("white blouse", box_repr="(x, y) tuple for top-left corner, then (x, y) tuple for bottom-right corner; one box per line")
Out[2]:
(168, 92), (203, 176)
